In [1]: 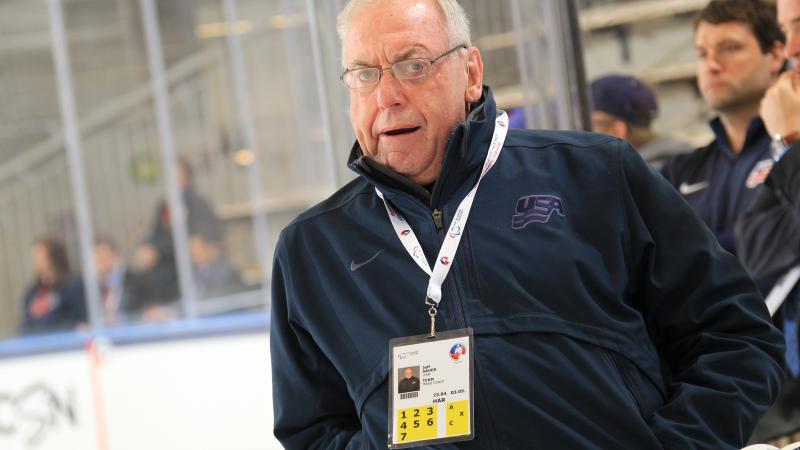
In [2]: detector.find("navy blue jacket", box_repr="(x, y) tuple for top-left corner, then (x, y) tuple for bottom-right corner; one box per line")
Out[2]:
(736, 142), (800, 280)
(735, 142), (800, 376)
(661, 118), (773, 255)
(270, 89), (785, 449)
(20, 277), (87, 334)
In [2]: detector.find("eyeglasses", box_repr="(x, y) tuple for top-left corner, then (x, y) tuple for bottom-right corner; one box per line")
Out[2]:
(341, 45), (467, 89)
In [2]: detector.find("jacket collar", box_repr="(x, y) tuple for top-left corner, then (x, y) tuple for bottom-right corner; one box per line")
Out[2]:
(348, 86), (497, 208)
(708, 116), (768, 159)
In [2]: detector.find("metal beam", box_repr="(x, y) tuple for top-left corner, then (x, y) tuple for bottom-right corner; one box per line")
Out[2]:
(46, 0), (103, 329)
(139, 0), (198, 315)
(580, 0), (709, 32)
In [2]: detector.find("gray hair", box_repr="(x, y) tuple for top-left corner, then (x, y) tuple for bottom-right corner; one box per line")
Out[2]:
(336, 0), (472, 66)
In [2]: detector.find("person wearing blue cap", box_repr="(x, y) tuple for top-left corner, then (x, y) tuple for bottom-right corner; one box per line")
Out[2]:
(590, 74), (691, 169)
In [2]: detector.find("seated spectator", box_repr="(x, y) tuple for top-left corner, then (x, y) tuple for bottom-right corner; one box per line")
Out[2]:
(735, 0), (800, 443)
(19, 236), (87, 334)
(94, 236), (151, 325)
(590, 74), (692, 169)
(133, 241), (179, 305)
(137, 156), (222, 303)
(662, 0), (785, 256)
(189, 226), (245, 301)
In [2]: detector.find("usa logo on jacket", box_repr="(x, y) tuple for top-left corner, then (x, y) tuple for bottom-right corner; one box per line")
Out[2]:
(512, 194), (566, 229)
(745, 159), (774, 189)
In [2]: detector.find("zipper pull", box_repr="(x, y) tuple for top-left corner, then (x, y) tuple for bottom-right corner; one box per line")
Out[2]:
(432, 209), (443, 230)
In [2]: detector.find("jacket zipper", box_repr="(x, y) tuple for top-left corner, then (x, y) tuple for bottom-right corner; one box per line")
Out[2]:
(441, 219), (501, 450)
(432, 209), (443, 230)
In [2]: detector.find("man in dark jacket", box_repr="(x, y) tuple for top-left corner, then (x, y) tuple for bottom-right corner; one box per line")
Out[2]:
(661, 0), (786, 256)
(270, 0), (786, 448)
(137, 156), (222, 303)
(738, 0), (800, 284)
(398, 368), (420, 394)
(590, 74), (691, 170)
(736, 0), (800, 442)
(94, 236), (148, 324)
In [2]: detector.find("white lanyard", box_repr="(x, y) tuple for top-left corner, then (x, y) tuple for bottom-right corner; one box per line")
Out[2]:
(376, 111), (508, 334)
(766, 265), (800, 316)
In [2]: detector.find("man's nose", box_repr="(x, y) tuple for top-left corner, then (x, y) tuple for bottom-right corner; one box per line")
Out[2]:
(376, 70), (405, 110)
(786, 31), (800, 63)
(700, 54), (723, 75)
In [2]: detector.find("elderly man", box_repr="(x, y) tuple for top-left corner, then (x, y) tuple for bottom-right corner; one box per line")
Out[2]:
(736, 0), (800, 442)
(270, 0), (785, 448)
(398, 367), (420, 394)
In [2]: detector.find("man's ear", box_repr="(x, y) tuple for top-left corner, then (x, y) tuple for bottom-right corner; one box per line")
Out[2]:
(465, 47), (484, 103)
(769, 40), (787, 75)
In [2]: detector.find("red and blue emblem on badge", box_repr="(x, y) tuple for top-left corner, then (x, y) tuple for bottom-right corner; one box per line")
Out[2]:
(449, 343), (466, 360)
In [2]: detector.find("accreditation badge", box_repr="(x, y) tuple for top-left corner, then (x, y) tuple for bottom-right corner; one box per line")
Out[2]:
(387, 328), (475, 448)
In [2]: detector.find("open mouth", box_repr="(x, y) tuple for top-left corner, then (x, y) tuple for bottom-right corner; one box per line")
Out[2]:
(383, 127), (420, 136)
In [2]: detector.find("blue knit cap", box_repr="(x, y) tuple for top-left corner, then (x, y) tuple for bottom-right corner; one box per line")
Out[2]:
(590, 75), (658, 127)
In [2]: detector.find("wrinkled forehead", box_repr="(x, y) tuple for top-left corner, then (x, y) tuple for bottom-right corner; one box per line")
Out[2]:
(343, 0), (449, 65)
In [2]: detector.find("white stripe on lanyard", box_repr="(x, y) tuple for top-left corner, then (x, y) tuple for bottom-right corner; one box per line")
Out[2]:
(375, 110), (509, 309)
(766, 265), (800, 316)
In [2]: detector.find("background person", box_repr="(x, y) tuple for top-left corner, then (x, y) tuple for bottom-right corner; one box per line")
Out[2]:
(590, 73), (692, 169)
(661, 0), (786, 256)
(138, 156), (223, 303)
(189, 225), (245, 301)
(94, 236), (153, 325)
(738, 0), (800, 290)
(19, 236), (87, 334)
(736, 0), (800, 443)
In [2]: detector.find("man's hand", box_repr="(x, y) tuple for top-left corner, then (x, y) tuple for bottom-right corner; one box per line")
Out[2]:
(761, 71), (800, 138)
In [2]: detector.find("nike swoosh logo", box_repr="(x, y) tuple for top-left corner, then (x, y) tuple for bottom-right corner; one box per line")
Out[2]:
(350, 250), (384, 271)
(679, 181), (709, 195)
